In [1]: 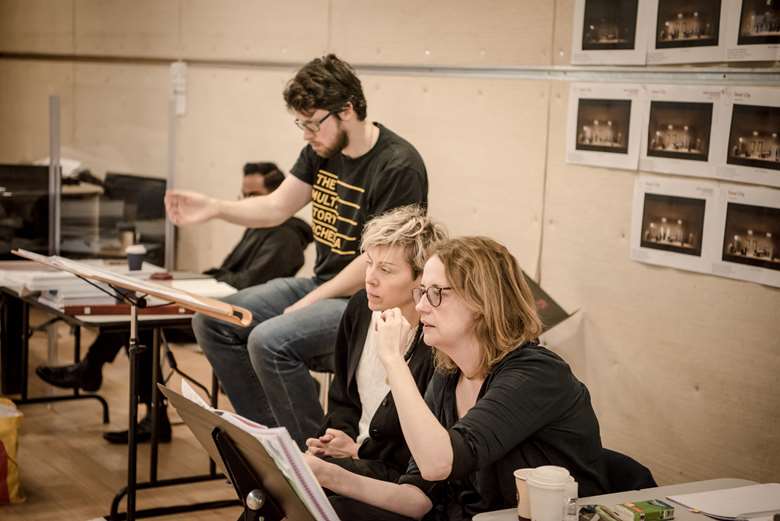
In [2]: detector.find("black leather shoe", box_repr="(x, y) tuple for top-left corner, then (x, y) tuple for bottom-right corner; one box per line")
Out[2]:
(36, 361), (102, 392)
(103, 410), (172, 444)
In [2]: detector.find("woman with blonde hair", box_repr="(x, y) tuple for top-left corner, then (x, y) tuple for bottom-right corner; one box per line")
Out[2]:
(305, 205), (447, 483)
(306, 236), (608, 520)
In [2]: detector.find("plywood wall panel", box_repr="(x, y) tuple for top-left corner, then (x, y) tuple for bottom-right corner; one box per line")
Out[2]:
(364, 74), (548, 276)
(331, 0), (554, 66)
(173, 65), (309, 272)
(0, 60), (74, 163)
(0, 0), (74, 54)
(552, 0), (575, 65)
(540, 81), (780, 485)
(74, 0), (179, 57)
(71, 63), (169, 177)
(180, 0), (328, 62)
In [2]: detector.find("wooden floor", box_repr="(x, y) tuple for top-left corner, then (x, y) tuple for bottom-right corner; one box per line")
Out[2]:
(2, 310), (242, 520)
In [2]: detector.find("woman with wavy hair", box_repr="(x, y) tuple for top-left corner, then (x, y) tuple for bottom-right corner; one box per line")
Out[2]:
(306, 236), (609, 520)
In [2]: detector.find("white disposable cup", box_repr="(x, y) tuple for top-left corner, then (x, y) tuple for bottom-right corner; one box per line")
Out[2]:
(514, 468), (534, 520)
(527, 466), (575, 521)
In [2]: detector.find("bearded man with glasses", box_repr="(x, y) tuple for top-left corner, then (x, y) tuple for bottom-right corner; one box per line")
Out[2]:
(165, 54), (428, 448)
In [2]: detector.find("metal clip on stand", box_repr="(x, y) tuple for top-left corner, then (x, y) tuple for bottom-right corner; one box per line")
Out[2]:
(212, 427), (285, 521)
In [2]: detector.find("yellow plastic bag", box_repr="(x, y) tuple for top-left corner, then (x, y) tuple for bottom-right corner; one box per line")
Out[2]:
(0, 397), (24, 504)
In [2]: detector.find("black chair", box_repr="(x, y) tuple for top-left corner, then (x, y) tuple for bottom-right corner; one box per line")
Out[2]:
(603, 448), (657, 493)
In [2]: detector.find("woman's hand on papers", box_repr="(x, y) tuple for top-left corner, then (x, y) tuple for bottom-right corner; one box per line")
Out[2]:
(305, 428), (358, 459)
(165, 189), (219, 225)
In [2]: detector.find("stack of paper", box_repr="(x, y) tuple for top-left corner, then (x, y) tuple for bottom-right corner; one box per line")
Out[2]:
(668, 483), (780, 520)
(181, 381), (339, 521)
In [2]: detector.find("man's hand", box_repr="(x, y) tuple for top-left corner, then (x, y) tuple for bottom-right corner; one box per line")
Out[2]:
(375, 308), (412, 366)
(305, 428), (359, 459)
(165, 189), (219, 226)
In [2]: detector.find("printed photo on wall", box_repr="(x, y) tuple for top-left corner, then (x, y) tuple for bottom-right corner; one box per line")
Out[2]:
(726, 0), (780, 61)
(712, 184), (780, 287)
(631, 174), (718, 273)
(715, 87), (780, 187)
(567, 83), (644, 170)
(647, 0), (729, 63)
(571, 0), (651, 64)
(640, 85), (727, 178)
(640, 193), (706, 256)
(575, 99), (632, 154)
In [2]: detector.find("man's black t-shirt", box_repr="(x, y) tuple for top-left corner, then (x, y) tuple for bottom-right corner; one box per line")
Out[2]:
(290, 123), (428, 282)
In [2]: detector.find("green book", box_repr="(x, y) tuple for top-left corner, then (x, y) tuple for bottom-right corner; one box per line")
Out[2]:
(612, 499), (675, 521)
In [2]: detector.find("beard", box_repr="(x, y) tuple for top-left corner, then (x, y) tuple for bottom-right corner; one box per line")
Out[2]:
(314, 128), (349, 159)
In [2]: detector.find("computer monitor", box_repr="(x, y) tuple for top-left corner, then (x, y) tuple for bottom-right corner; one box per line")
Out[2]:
(103, 172), (166, 266)
(104, 173), (166, 220)
(0, 164), (51, 259)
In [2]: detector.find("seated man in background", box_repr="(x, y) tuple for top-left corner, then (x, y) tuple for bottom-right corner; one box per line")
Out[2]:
(36, 161), (312, 443)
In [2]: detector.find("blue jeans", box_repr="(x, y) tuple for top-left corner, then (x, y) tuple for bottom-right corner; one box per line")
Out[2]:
(191, 277), (347, 448)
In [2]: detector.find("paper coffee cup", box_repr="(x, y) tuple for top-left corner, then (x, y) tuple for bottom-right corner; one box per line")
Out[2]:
(527, 466), (574, 521)
(514, 468), (534, 521)
(125, 244), (147, 271)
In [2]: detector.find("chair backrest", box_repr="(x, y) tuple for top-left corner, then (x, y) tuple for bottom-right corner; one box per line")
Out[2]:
(603, 448), (657, 493)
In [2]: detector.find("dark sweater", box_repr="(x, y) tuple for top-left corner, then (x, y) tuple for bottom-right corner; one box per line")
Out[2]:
(319, 290), (435, 481)
(399, 342), (609, 520)
(204, 217), (312, 290)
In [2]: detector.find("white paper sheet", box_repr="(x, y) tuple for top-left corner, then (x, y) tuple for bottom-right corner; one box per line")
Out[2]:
(571, 0), (652, 64)
(725, 0), (780, 62)
(667, 483), (780, 519)
(710, 183), (780, 288)
(713, 87), (780, 188)
(177, 380), (340, 521)
(170, 279), (237, 299)
(567, 83), (645, 170)
(631, 174), (720, 273)
(646, 0), (730, 64)
(639, 85), (728, 179)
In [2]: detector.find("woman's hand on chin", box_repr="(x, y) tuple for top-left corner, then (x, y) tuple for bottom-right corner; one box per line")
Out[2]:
(375, 307), (411, 366)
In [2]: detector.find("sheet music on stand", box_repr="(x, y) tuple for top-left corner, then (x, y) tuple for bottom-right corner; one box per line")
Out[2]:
(161, 382), (340, 521)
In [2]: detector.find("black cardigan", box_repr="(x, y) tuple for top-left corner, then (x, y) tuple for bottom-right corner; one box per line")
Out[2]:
(319, 290), (435, 479)
(399, 342), (609, 520)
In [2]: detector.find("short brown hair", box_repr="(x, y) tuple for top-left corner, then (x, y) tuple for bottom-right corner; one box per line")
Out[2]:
(361, 205), (447, 278)
(430, 236), (542, 374)
(283, 54), (367, 120)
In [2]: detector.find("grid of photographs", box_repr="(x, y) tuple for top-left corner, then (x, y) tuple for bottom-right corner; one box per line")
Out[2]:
(737, 0), (780, 45)
(582, 0), (640, 50)
(647, 101), (713, 162)
(726, 104), (780, 172)
(632, 176), (780, 287)
(576, 99), (632, 154)
(655, 0), (721, 49)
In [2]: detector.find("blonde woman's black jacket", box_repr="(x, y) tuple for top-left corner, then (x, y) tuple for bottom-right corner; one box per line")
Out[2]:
(318, 289), (435, 481)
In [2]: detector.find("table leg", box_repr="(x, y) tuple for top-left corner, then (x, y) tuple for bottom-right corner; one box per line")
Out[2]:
(150, 327), (161, 483)
(73, 325), (81, 397)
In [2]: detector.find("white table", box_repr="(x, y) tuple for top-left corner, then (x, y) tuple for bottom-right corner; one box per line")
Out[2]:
(474, 478), (757, 521)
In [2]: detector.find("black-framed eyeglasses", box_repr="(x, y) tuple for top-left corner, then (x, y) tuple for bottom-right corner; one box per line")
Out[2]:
(412, 286), (452, 308)
(295, 111), (335, 133)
